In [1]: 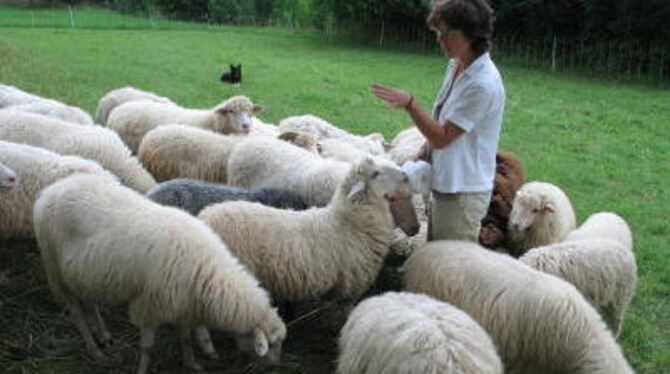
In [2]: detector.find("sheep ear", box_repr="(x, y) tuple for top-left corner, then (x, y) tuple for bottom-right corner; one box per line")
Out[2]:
(356, 157), (375, 175)
(348, 180), (366, 199)
(382, 141), (393, 152)
(252, 105), (264, 113)
(253, 328), (269, 357)
(542, 202), (555, 213)
(278, 131), (298, 142)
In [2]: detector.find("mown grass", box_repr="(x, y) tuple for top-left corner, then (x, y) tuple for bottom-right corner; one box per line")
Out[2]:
(0, 6), (668, 374)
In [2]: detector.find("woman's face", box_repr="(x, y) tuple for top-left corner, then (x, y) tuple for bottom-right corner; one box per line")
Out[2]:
(435, 22), (471, 60)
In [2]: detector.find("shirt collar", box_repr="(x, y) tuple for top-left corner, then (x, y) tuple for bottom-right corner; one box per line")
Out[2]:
(461, 52), (490, 78)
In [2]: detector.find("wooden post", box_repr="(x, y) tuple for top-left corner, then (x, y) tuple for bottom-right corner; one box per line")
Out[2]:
(552, 35), (557, 72)
(68, 5), (74, 28)
(379, 19), (385, 49)
(30, 11), (34, 27)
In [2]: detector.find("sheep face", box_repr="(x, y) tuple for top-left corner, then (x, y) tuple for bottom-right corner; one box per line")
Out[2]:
(508, 191), (554, 235)
(235, 309), (286, 366)
(213, 96), (264, 134)
(349, 159), (412, 202)
(0, 164), (18, 188)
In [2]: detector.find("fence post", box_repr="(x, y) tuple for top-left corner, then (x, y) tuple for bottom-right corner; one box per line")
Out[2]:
(379, 19), (385, 49)
(68, 5), (75, 28)
(661, 47), (665, 81)
(551, 35), (557, 72)
(30, 11), (34, 27)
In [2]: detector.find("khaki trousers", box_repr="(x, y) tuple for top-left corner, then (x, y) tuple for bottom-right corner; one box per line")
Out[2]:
(428, 190), (491, 242)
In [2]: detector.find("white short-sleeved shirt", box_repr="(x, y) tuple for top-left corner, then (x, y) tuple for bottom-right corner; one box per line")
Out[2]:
(430, 52), (505, 193)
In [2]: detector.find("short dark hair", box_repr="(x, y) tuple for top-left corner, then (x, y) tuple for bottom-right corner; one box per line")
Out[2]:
(428, 0), (494, 55)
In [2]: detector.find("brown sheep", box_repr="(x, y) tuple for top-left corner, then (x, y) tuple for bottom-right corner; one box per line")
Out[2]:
(479, 151), (525, 253)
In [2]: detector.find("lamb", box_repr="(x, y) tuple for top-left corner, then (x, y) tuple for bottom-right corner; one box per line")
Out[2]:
(106, 95), (262, 153)
(227, 136), (419, 236)
(337, 292), (503, 374)
(199, 158), (412, 304)
(479, 152), (525, 250)
(519, 238), (637, 337)
(0, 161), (18, 188)
(0, 140), (110, 239)
(0, 84), (94, 125)
(147, 178), (313, 215)
(403, 240), (633, 374)
(34, 173), (286, 374)
(565, 212), (633, 251)
(138, 125), (246, 183)
(277, 114), (387, 156)
(507, 181), (576, 256)
(0, 110), (156, 193)
(95, 86), (175, 125)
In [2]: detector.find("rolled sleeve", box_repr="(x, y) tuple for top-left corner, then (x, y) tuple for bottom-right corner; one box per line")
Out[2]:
(446, 83), (491, 132)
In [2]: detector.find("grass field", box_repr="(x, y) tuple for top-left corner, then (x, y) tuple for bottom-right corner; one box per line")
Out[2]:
(0, 6), (668, 374)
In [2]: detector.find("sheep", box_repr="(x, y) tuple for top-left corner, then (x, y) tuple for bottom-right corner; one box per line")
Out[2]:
(95, 86), (175, 125)
(403, 240), (633, 374)
(147, 178), (313, 215)
(138, 124), (246, 183)
(479, 152), (525, 250)
(199, 157), (412, 305)
(227, 136), (419, 236)
(519, 238), (637, 337)
(0, 110), (156, 193)
(106, 95), (262, 153)
(277, 114), (387, 156)
(250, 116), (280, 137)
(0, 84), (94, 125)
(565, 212), (633, 251)
(34, 173), (286, 374)
(337, 292), (503, 374)
(0, 161), (18, 188)
(387, 127), (425, 166)
(0, 140), (110, 239)
(507, 181), (576, 256)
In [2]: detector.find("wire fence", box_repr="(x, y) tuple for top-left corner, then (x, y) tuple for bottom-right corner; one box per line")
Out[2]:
(0, 5), (667, 82)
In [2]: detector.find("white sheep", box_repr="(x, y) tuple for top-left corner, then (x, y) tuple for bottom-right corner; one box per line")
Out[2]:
(403, 240), (633, 374)
(0, 110), (156, 193)
(250, 116), (280, 137)
(138, 124), (245, 183)
(519, 238), (637, 337)
(337, 291), (503, 374)
(34, 173), (286, 374)
(199, 157), (412, 304)
(387, 126), (425, 166)
(0, 161), (18, 188)
(227, 136), (419, 236)
(106, 95), (262, 153)
(0, 84), (94, 125)
(508, 181), (576, 255)
(0, 140), (109, 239)
(278, 114), (387, 156)
(565, 212), (633, 251)
(95, 86), (175, 125)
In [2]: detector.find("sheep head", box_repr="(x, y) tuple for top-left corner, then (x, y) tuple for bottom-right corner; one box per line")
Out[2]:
(213, 95), (264, 135)
(235, 307), (286, 366)
(346, 158), (418, 236)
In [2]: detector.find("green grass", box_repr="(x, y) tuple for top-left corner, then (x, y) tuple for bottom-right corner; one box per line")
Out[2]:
(1, 6), (669, 373)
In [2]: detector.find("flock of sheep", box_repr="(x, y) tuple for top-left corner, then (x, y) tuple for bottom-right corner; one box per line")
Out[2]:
(0, 83), (637, 373)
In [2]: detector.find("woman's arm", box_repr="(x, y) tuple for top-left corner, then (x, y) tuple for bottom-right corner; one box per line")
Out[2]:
(371, 83), (463, 149)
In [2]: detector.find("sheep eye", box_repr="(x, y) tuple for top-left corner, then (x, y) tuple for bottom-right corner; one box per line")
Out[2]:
(370, 171), (380, 179)
(531, 208), (539, 213)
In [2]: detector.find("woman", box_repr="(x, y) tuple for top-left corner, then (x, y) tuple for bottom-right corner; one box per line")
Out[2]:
(372, 0), (505, 242)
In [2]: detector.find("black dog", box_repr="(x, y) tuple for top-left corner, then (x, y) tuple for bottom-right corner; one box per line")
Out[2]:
(220, 64), (241, 85)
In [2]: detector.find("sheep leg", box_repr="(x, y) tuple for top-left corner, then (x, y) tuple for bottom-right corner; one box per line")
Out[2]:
(195, 326), (220, 360)
(178, 325), (203, 371)
(69, 300), (106, 361)
(83, 303), (112, 346)
(137, 325), (156, 374)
